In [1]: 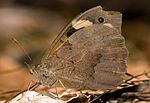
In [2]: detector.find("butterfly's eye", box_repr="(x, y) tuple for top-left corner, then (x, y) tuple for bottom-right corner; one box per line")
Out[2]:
(42, 73), (48, 78)
(98, 17), (105, 23)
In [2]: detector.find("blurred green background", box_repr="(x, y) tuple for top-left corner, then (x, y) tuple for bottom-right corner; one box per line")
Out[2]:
(0, 0), (150, 100)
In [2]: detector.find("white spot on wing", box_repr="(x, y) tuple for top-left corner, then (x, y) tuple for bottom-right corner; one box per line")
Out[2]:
(72, 20), (93, 29)
(104, 23), (114, 28)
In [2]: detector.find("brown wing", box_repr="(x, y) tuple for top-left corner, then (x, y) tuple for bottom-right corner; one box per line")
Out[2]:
(44, 24), (128, 90)
(42, 6), (122, 62)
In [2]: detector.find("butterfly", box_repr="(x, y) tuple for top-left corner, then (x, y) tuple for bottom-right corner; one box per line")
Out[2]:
(30, 6), (128, 90)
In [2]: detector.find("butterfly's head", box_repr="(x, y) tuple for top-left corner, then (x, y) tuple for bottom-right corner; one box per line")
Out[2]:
(29, 64), (57, 87)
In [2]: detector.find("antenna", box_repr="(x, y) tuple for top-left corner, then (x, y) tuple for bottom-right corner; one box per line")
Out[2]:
(11, 37), (32, 62)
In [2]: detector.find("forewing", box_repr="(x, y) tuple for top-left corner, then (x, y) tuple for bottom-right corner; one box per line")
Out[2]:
(42, 6), (122, 62)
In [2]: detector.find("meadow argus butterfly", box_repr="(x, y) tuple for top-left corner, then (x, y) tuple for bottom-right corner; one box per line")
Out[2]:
(30, 6), (128, 90)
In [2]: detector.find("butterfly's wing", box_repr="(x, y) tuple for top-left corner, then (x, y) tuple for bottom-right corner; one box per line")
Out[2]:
(43, 24), (128, 90)
(37, 6), (128, 90)
(42, 6), (122, 62)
